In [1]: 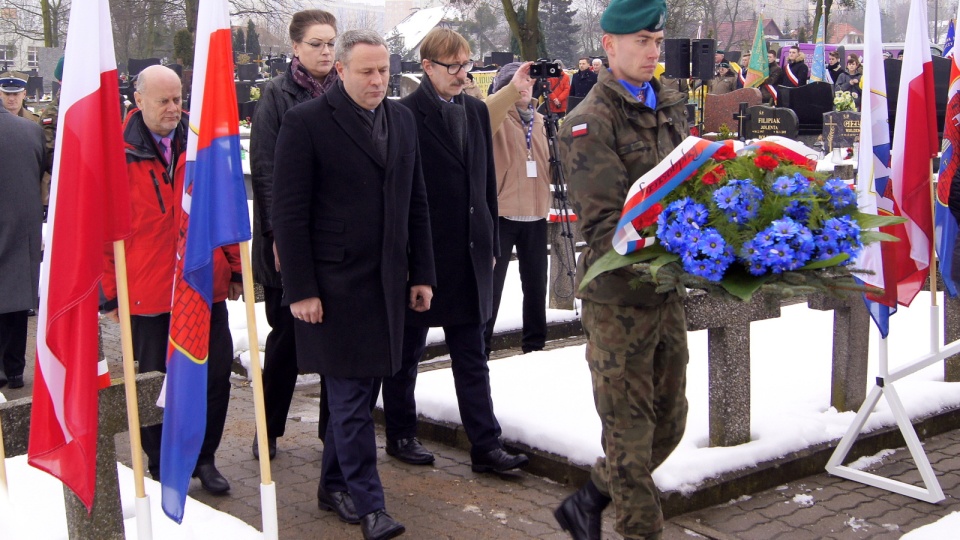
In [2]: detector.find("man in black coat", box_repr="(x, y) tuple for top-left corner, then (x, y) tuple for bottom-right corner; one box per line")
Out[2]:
(782, 45), (809, 87)
(272, 29), (435, 540)
(569, 57), (598, 112)
(381, 27), (529, 474)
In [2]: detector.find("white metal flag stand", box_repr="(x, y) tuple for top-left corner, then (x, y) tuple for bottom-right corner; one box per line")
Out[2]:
(826, 249), (957, 502)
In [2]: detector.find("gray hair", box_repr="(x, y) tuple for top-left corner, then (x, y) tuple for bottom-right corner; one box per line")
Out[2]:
(335, 29), (387, 65)
(135, 64), (180, 93)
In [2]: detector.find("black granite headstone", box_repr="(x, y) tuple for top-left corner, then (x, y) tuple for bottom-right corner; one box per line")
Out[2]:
(822, 111), (861, 152)
(267, 57), (287, 77)
(128, 58), (161, 78)
(745, 105), (799, 139)
(238, 100), (257, 122)
(885, 57), (950, 139)
(237, 63), (259, 82)
(236, 81), (251, 102)
(777, 81), (834, 136)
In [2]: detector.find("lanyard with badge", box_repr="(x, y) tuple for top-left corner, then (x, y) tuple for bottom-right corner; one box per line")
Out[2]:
(521, 104), (537, 178)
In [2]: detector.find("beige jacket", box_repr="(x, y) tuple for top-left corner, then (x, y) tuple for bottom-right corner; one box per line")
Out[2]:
(485, 84), (552, 218)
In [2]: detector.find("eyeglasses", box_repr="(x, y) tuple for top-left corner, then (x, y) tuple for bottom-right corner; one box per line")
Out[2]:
(430, 59), (474, 75)
(304, 40), (335, 51)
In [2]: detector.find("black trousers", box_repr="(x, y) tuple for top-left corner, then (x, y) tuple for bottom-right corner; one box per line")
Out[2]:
(262, 286), (299, 438)
(0, 310), (28, 380)
(132, 301), (233, 472)
(382, 323), (502, 458)
(484, 218), (548, 355)
(321, 375), (384, 517)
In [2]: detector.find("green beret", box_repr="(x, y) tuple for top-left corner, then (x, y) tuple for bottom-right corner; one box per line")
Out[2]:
(54, 56), (64, 82)
(600, 0), (667, 35)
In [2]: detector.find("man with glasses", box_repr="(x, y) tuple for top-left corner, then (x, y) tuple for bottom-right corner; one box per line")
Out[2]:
(383, 27), (529, 474)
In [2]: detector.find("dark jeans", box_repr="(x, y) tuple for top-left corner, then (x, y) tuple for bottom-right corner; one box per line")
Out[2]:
(383, 323), (502, 458)
(262, 286), (299, 438)
(0, 310), (28, 380)
(321, 375), (384, 517)
(132, 301), (233, 473)
(484, 218), (548, 355)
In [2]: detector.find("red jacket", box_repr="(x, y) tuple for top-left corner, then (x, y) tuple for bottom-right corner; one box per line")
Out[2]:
(547, 72), (571, 114)
(102, 109), (241, 315)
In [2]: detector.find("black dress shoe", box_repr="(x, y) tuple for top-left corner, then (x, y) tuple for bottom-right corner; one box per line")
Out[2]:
(192, 463), (230, 494)
(553, 480), (611, 540)
(360, 509), (405, 540)
(317, 484), (360, 524)
(471, 447), (529, 473)
(252, 435), (277, 460)
(386, 437), (435, 465)
(7, 375), (24, 389)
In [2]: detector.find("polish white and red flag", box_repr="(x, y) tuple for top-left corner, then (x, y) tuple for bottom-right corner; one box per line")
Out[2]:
(27, 0), (131, 511)
(888, 0), (938, 307)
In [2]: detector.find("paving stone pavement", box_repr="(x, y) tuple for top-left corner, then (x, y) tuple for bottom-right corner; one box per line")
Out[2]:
(8, 315), (960, 538)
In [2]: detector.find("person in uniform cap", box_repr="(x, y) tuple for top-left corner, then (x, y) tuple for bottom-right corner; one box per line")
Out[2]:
(554, 0), (690, 538)
(1, 71), (39, 123)
(38, 57), (64, 212)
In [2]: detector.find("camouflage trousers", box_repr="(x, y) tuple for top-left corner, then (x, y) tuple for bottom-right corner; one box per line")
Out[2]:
(582, 299), (689, 539)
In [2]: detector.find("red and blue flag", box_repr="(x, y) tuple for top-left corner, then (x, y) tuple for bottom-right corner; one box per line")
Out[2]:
(935, 7), (960, 297)
(160, 0), (250, 523)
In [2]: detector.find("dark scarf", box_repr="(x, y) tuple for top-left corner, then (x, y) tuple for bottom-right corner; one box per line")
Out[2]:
(419, 74), (467, 157)
(290, 56), (338, 98)
(337, 81), (388, 166)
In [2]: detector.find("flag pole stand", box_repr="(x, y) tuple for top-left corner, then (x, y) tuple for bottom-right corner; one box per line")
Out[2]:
(113, 240), (153, 540)
(825, 337), (946, 503)
(239, 242), (278, 540)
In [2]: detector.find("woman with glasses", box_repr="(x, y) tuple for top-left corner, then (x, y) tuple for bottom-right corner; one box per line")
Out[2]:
(249, 8), (338, 475)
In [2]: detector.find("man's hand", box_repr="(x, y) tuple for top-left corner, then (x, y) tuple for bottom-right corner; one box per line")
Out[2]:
(409, 285), (433, 312)
(104, 308), (119, 323)
(291, 297), (323, 323)
(552, 98), (560, 107)
(511, 62), (535, 95)
(272, 240), (281, 272)
(228, 282), (243, 301)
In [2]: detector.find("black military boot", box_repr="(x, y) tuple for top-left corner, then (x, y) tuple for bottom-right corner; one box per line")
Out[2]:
(553, 480), (611, 540)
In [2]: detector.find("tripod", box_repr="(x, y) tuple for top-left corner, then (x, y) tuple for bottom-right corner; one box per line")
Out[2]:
(534, 75), (579, 313)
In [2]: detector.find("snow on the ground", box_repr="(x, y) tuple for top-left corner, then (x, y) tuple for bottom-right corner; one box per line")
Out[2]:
(0, 455), (260, 539)
(901, 511), (960, 539)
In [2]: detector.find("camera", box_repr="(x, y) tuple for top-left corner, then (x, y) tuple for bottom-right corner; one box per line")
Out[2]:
(529, 59), (562, 78)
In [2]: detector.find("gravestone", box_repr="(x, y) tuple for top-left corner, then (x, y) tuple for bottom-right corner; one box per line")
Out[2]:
(235, 81), (251, 103)
(238, 100), (257, 122)
(26, 75), (43, 100)
(886, 57), (951, 139)
(744, 105), (799, 139)
(237, 63), (259, 82)
(267, 57), (287, 77)
(777, 81), (834, 135)
(822, 111), (861, 152)
(128, 58), (161, 79)
(703, 87), (762, 134)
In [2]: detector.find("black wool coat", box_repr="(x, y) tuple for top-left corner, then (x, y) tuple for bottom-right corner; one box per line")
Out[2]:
(249, 68), (315, 289)
(271, 84), (436, 378)
(399, 85), (499, 327)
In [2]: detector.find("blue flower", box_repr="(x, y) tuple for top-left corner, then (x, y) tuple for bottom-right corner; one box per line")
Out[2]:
(713, 186), (739, 209)
(697, 229), (726, 258)
(772, 175), (795, 195)
(771, 218), (801, 239)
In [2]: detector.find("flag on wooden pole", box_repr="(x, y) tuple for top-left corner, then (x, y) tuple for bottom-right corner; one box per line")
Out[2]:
(28, 0), (130, 511)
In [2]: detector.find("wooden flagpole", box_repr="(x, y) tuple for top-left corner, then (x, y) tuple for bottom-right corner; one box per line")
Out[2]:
(239, 241), (278, 540)
(113, 239), (153, 539)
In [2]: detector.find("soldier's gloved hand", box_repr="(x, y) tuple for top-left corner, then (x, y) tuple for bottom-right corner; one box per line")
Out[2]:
(653, 262), (687, 297)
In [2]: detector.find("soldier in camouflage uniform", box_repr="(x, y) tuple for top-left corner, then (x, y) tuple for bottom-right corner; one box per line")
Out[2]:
(553, 0), (690, 538)
(38, 57), (63, 210)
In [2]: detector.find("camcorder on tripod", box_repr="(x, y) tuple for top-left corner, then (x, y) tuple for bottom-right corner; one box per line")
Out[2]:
(529, 59), (577, 307)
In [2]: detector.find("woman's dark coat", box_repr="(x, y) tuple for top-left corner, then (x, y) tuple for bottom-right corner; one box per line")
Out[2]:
(250, 67), (317, 289)
(399, 85), (499, 327)
(271, 84), (436, 378)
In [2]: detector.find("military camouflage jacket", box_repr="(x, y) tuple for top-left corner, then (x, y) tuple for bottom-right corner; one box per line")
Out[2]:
(559, 68), (688, 306)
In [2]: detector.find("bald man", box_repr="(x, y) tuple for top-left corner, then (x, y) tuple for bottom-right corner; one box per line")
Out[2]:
(101, 65), (242, 495)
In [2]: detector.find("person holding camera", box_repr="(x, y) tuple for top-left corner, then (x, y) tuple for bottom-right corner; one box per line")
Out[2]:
(481, 61), (550, 358)
(555, 0), (691, 538)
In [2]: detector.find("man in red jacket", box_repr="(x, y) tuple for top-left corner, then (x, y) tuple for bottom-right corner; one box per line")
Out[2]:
(101, 65), (241, 494)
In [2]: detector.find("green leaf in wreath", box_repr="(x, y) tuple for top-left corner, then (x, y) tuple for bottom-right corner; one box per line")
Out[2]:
(854, 213), (908, 229)
(579, 246), (667, 292)
(800, 253), (850, 270)
(718, 266), (772, 301)
(649, 253), (681, 281)
(861, 230), (901, 244)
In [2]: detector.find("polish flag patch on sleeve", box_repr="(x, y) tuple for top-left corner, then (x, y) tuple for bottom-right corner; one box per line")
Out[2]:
(42, 117), (53, 125)
(571, 123), (588, 137)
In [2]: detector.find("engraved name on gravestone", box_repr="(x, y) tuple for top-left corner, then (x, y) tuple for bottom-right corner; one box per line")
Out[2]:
(745, 105), (799, 139)
(822, 110), (861, 152)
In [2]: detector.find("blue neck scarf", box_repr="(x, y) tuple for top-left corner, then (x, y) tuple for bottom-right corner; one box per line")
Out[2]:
(617, 77), (657, 109)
